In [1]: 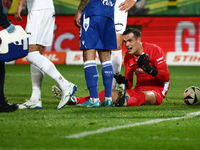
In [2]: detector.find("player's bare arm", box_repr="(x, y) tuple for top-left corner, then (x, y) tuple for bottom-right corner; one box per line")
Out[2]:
(74, 0), (91, 28)
(119, 0), (136, 13)
(14, 0), (26, 21)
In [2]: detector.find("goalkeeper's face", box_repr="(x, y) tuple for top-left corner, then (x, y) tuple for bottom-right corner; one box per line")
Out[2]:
(123, 33), (141, 55)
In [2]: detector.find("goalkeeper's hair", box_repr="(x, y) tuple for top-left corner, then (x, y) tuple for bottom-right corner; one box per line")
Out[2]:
(123, 28), (141, 38)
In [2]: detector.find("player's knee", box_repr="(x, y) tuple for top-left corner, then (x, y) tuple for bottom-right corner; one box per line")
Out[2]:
(26, 52), (38, 63)
(143, 91), (157, 105)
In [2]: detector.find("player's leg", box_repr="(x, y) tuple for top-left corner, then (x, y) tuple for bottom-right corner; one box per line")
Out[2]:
(79, 49), (101, 107)
(0, 61), (6, 104)
(18, 45), (43, 109)
(28, 45), (44, 105)
(25, 48), (77, 109)
(98, 50), (114, 107)
(112, 2), (128, 90)
(77, 15), (114, 107)
(52, 85), (108, 105)
(29, 64), (43, 102)
(111, 34), (123, 90)
(0, 61), (18, 112)
(115, 84), (158, 106)
(76, 15), (100, 107)
(26, 49), (71, 91)
(99, 17), (117, 107)
(20, 9), (77, 109)
(125, 90), (156, 106)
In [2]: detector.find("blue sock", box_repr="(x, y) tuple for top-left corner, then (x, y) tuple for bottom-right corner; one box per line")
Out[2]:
(102, 60), (113, 97)
(84, 60), (99, 98)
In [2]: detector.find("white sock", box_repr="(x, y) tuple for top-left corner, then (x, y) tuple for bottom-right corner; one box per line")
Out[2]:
(54, 74), (70, 90)
(111, 50), (122, 89)
(104, 97), (112, 101)
(90, 98), (99, 103)
(30, 64), (43, 103)
(26, 51), (70, 90)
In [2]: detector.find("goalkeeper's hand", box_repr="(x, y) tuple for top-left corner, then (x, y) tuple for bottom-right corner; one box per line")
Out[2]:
(137, 53), (158, 76)
(114, 73), (129, 88)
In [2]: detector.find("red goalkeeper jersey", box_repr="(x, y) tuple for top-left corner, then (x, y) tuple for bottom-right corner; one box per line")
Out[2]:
(124, 42), (170, 97)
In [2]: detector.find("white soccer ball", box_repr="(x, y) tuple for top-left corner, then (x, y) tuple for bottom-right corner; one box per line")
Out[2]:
(183, 86), (200, 105)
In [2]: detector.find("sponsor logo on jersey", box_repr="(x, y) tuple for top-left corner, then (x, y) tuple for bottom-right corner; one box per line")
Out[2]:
(135, 68), (144, 72)
(102, 0), (114, 7)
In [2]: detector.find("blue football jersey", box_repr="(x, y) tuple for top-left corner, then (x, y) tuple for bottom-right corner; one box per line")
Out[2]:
(84, 0), (115, 20)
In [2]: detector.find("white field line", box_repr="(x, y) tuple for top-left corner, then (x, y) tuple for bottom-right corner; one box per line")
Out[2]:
(6, 74), (85, 77)
(64, 111), (200, 139)
(6, 73), (200, 79)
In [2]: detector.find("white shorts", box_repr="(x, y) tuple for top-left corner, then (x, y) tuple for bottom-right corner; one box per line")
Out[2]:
(26, 9), (55, 46)
(114, 0), (128, 34)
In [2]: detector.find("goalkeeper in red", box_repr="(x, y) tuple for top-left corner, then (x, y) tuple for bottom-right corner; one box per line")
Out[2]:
(52, 28), (170, 107)
(114, 28), (170, 106)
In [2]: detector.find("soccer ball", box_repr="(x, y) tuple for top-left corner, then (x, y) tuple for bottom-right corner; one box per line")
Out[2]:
(183, 86), (200, 105)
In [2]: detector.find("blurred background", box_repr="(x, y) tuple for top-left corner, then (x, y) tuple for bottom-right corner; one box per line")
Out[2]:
(2, 0), (200, 65)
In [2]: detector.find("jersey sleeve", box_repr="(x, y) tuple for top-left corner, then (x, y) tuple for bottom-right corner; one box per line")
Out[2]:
(150, 46), (170, 81)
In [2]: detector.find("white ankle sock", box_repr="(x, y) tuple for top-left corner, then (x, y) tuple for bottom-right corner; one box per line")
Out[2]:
(90, 98), (99, 103)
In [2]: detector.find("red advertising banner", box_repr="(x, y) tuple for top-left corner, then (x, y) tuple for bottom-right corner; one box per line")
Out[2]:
(15, 51), (66, 65)
(4, 15), (80, 52)
(3, 16), (200, 54)
(126, 16), (200, 54)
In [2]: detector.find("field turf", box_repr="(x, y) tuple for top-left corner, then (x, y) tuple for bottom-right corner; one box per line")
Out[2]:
(1, 65), (200, 150)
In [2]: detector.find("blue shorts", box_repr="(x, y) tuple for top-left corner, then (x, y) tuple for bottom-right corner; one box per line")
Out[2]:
(80, 14), (117, 50)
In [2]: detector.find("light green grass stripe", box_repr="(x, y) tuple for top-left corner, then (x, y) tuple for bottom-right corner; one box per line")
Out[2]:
(178, 1), (200, 7)
(145, 0), (199, 14)
(64, 111), (200, 139)
(54, 0), (79, 9)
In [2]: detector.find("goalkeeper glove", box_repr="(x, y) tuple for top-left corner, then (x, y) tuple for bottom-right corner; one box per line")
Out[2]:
(114, 73), (129, 88)
(137, 53), (158, 76)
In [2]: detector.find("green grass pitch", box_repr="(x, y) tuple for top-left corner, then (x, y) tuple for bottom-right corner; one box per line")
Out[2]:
(1, 64), (200, 150)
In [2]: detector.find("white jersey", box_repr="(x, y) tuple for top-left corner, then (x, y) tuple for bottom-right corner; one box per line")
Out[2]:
(27, 0), (54, 11)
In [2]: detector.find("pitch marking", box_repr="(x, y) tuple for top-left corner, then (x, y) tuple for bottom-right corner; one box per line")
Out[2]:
(64, 111), (200, 139)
